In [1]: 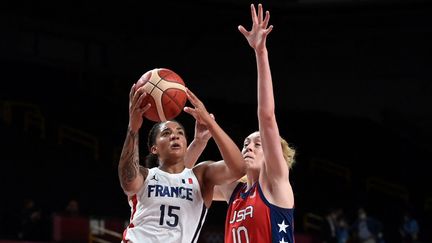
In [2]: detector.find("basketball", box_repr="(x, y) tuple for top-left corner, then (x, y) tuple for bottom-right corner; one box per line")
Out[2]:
(135, 68), (187, 122)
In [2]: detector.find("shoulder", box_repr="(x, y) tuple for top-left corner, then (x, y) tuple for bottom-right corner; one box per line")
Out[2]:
(192, 160), (215, 174)
(227, 182), (244, 202)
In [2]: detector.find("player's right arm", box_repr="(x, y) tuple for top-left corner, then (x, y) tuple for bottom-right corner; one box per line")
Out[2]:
(118, 84), (151, 196)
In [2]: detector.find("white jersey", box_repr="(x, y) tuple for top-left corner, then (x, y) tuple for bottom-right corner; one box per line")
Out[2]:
(122, 167), (208, 243)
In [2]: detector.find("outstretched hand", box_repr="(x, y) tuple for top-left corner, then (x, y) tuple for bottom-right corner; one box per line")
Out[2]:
(184, 88), (214, 128)
(128, 84), (151, 133)
(238, 3), (273, 52)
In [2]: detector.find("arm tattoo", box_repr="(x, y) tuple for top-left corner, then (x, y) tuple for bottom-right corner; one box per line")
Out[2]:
(119, 128), (140, 187)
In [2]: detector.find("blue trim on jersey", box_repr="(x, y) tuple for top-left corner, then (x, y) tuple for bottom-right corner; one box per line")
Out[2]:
(257, 183), (295, 243)
(228, 182), (245, 205)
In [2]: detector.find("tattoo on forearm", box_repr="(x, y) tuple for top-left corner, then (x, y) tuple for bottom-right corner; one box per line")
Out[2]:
(119, 129), (140, 186)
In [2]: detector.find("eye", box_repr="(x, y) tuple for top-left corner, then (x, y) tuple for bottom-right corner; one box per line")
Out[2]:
(243, 142), (249, 148)
(255, 143), (261, 148)
(161, 130), (170, 136)
(178, 130), (185, 136)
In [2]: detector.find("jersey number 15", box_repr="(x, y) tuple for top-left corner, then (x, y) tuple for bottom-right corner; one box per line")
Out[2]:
(159, 204), (180, 227)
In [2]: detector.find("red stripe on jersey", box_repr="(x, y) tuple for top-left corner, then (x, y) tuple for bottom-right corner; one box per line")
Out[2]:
(122, 223), (134, 242)
(123, 195), (138, 242)
(130, 195), (138, 221)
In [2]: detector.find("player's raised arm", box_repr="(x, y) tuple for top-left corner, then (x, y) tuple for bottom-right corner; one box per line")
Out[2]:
(118, 84), (151, 196)
(239, 4), (293, 207)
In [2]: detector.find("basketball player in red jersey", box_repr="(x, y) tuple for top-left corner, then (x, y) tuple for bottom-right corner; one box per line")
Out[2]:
(221, 4), (297, 243)
(185, 4), (296, 243)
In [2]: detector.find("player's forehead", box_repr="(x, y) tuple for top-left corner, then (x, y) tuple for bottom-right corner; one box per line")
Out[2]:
(244, 131), (261, 143)
(158, 121), (184, 132)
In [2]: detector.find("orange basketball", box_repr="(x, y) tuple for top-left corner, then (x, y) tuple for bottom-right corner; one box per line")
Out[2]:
(135, 68), (187, 122)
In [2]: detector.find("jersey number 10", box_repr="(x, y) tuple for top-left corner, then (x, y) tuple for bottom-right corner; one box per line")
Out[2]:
(232, 226), (250, 243)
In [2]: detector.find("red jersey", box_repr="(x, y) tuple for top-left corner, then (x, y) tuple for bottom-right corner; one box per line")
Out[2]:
(225, 182), (295, 243)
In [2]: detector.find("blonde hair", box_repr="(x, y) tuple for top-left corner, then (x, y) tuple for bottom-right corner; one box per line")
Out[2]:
(281, 136), (296, 169)
(238, 136), (296, 183)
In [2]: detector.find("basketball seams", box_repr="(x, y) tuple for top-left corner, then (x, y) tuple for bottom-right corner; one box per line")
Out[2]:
(136, 68), (186, 122)
(152, 69), (186, 120)
(163, 89), (187, 112)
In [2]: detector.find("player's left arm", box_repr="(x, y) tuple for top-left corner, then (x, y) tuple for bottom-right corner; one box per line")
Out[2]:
(257, 49), (293, 206)
(184, 115), (213, 168)
(240, 4), (292, 206)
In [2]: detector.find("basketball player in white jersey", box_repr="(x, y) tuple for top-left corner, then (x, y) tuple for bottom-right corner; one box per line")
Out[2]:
(118, 85), (246, 243)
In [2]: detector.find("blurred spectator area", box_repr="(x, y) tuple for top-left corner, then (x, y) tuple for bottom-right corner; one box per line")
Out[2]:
(2, 98), (432, 242)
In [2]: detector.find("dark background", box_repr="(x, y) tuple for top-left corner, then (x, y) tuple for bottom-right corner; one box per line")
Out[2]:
(1, 0), (431, 242)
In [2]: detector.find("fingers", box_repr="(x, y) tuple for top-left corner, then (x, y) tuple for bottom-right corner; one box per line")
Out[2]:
(133, 103), (151, 117)
(246, 4), (272, 34)
(136, 90), (148, 105)
(264, 25), (273, 35)
(183, 106), (198, 120)
(250, 4), (258, 24)
(130, 86), (151, 114)
(257, 3), (263, 24)
(185, 89), (212, 125)
(185, 88), (195, 102)
(238, 25), (248, 37)
(184, 88), (212, 123)
(183, 106), (193, 114)
(263, 10), (270, 28)
(129, 83), (136, 101)
(139, 103), (151, 115)
(267, 25), (274, 34)
(186, 88), (202, 108)
(131, 87), (141, 107)
(133, 86), (147, 105)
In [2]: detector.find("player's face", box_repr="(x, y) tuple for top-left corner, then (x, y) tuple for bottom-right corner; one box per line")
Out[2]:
(152, 121), (187, 162)
(242, 131), (265, 169)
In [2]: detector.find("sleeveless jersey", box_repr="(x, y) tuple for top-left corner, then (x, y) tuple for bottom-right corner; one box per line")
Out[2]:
(122, 167), (208, 243)
(225, 182), (295, 243)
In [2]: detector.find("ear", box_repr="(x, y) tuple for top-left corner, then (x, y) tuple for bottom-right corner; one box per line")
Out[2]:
(151, 145), (158, 155)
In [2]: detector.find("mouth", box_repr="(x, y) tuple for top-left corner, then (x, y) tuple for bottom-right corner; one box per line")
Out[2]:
(243, 155), (254, 160)
(170, 143), (182, 149)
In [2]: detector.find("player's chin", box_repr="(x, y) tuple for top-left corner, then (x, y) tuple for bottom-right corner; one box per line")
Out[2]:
(244, 160), (254, 168)
(169, 147), (186, 155)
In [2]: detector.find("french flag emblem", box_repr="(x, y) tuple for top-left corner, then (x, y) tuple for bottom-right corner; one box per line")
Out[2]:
(182, 178), (193, 184)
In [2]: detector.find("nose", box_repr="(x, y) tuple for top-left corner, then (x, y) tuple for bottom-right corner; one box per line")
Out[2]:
(170, 132), (180, 140)
(243, 144), (253, 153)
